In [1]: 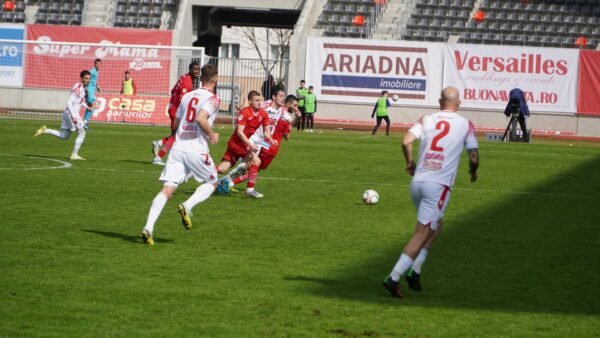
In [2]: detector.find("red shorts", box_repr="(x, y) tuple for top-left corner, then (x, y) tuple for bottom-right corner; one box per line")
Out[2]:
(222, 143), (249, 165)
(259, 153), (275, 170)
(168, 105), (178, 131)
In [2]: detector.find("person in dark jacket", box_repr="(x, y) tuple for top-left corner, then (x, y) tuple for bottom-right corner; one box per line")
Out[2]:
(504, 88), (530, 140)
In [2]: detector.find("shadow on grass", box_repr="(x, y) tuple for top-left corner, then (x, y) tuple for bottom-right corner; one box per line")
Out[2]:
(81, 229), (175, 244)
(308, 156), (600, 315)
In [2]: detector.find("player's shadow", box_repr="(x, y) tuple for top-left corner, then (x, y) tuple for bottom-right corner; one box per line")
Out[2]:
(309, 155), (600, 316)
(81, 229), (175, 244)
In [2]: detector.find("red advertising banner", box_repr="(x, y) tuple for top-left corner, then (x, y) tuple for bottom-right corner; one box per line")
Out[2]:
(25, 25), (172, 93)
(577, 50), (600, 115)
(91, 94), (170, 125)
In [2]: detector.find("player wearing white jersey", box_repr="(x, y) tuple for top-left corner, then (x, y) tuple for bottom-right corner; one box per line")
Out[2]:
(34, 70), (92, 160)
(383, 86), (479, 298)
(141, 64), (220, 246)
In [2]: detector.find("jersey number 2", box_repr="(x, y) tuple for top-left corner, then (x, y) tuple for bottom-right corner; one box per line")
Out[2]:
(185, 97), (199, 123)
(431, 121), (450, 151)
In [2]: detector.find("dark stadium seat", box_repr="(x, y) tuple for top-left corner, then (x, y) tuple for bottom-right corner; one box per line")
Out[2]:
(38, 2), (49, 13)
(70, 14), (82, 25)
(140, 6), (151, 16)
(49, 2), (60, 13)
(114, 15), (126, 27)
(150, 17), (161, 29)
(137, 17), (149, 28)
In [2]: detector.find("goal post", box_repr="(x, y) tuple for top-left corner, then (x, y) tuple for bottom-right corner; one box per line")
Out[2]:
(0, 39), (205, 125)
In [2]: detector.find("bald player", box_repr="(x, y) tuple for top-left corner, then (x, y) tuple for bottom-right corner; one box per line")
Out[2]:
(382, 86), (479, 298)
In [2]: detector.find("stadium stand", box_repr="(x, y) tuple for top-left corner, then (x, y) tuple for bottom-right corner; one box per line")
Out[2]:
(0, 1), (26, 23)
(113, 0), (177, 29)
(316, 0), (387, 38)
(397, 0), (599, 49)
(35, 0), (84, 25)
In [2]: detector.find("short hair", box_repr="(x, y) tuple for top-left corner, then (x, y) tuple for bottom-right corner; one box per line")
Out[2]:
(247, 90), (261, 100)
(80, 70), (91, 78)
(300, 80), (306, 83)
(308, 86), (314, 89)
(94, 58), (102, 63)
(189, 61), (200, 70)
(381, 90), (388, 95)
(285, 94), (298, 104)
(200, 64), (218, 82)
(270, 85), (285, 98)
(124, 70), (130, 74)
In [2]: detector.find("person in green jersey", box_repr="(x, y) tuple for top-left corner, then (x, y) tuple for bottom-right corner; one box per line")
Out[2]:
(120, 70), (137, 96)
(296, 80), (309, 131)
(304, 86), (317, 133)
(371, 90), (391, 135)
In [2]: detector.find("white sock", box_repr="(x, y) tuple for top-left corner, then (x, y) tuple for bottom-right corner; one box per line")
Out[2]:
(182, 183), (214, 212)
(157, 140), (163, 146)
(71, 131), (85, 156)
(45, 128), (69, 140)
(390, 253), (414, 282)
(411, 248), (428, 274)
(228, 162), (247, 180)
(246, 187), (254, 193)
(143, 192), (168, 234)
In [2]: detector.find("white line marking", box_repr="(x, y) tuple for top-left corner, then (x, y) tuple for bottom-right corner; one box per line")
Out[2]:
(0, 154), (72, 170)
(79, 167), (599, 199)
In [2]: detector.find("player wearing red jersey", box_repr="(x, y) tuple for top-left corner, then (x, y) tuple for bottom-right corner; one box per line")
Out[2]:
(152, 61), (200, 165)
(219, 95), (299, 194)
(215, 91), (277, 198)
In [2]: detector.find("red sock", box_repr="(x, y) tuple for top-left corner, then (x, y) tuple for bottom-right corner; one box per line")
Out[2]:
(158, 136), (175, 158)
(233, 173), (249, 185)
(246, 165), (259, 188)
(161, 136), (170, 144)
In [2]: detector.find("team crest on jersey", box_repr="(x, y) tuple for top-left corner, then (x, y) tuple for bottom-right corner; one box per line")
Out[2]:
(237, 115), (244, 121)
(182, 88), (188, 93)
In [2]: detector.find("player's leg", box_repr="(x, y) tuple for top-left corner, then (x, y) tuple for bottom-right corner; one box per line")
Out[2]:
(405, 220), (443, 291)
(384, 116), (391, 135)
(37, 127), (71, 140)
(178, 152), (218, 225)
(297, 106), (304, 130)
(372, 116), (382, 135)
(245, 153), (263, 198)
(153, 108), (177, 164)
(301, 111), (307, 131)
(308, 113), (314, 132)
(70, 120), (86, 160)
(83, 94), (96, 125)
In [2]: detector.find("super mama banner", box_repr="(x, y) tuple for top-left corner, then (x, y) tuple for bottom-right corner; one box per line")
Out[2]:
(444, 44), (579, 113)
(0, 24), (25, 87)
(25, 25), (172, 92)
(305, 37), (444, 106)
(577, 50), (600, 116)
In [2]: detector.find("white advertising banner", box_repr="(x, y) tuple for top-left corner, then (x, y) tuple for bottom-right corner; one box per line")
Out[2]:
(0, 24), (25, 87)
(305, 37), (444, 106)
(443, 44), (579, 113)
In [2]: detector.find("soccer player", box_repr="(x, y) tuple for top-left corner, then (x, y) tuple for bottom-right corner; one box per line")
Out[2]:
(141, 64), (220, 246)
(215, 90), (277, 199)
(83, 58), (102, 128)
(371, 90), (391, 135)
(120, 70), (136, 96)
(152, 61), (201, 165)
(382, 86), (479, 298)
(304, 86), (317, 133)
(295, 80), (308, 131)
(220, 95), (299, 194)
(34, 70), (92, 160)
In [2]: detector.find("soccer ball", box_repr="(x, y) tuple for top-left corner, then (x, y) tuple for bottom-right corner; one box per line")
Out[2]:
(362, 189), (379, 205)
(392, 94), (399, 102)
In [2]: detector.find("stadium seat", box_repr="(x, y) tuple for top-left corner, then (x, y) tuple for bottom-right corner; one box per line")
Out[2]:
(114, 15), (126, 27)
(541, 36), (554, 46)
(38, 2), (49, 12)
(48, 13), (59, 23)
(71, 14), (82, 25)
(150, 17), (161, 28)
(137, 17), (149, 28)
(49, 2), (60, 13)
(36, 13), (47, 23)
(545, 25), (557, 34)
(453, 20), (465, 30)
(140, 6), (151, 16)
(15, 1), (25, 11)
(61, 3), (72, 13)
(126, 16), (136, 27)
(407, 17), (418, 29)
(141, 0), (153, 4)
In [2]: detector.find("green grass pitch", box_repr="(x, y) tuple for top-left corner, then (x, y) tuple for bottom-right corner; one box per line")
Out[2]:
(1, 119), (599, 337)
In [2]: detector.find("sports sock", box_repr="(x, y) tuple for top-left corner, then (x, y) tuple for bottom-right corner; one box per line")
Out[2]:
(228, 162), (248, 180)
(158, 136), (175, 158)
(71, 130), (85, 156)
(246, 164), (259, 191)
(84, 109), (93, 122)
(182, 183), (215, 212)
(411, 248), (428, 274)
(233, 173), (249, 185)
(144, 192), (168, 234)
(156, 139), (163, 147)
(45, 128), (69, 140)
(390, 253), (414, 282)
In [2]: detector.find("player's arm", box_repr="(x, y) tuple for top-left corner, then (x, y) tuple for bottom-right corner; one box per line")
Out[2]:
(196, 108), (219, 144)
(263, 124), (277, 146)
(132, 80), (137, 95)
(236, 124), (259, 152)
(402, 131), (418, 176)
(467, 148), (479, 182)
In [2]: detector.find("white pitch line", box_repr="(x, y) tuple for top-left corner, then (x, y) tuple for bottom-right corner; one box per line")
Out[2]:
(78, 167), (599, 199)
(0, 154), (72, 170)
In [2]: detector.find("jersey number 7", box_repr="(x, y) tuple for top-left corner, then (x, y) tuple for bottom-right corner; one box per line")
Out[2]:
(431, 121), (450, 152)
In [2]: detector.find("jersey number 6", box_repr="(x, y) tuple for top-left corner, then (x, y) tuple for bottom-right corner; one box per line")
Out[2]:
(185, 97), (200, 123)
(431, 121), (450, 152)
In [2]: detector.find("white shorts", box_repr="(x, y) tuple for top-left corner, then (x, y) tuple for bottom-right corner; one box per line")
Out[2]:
(159, 149), (218, 188)
(410, 180), (451, 231)
(61, 111), (84, 132)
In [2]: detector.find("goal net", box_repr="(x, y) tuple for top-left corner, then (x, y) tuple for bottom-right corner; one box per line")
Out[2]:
(0, 39), (205, 125)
